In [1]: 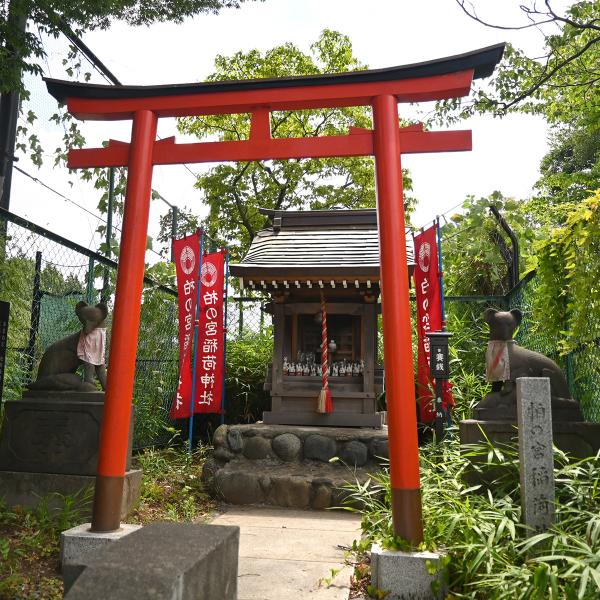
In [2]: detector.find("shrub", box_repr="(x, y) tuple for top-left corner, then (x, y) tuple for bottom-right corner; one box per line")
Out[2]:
(344, 436), (600, 599)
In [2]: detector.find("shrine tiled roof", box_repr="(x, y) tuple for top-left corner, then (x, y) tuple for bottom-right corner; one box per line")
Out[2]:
(230, 208), (414, 288)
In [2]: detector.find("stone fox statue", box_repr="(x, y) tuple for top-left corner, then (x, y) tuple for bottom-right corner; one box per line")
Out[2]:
(476, 308), (582, 420)
(28, 301), (108, 392)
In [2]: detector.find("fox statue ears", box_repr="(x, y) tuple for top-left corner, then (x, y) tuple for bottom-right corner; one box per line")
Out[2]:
(75, 301), (109, 322)
(484, 308), (523, 326)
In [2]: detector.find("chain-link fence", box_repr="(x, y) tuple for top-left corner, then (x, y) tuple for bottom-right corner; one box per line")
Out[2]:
(0, 209), (180, 448)
(226, 296), (271, 340)
(0, 208), (274, 447)
(507, 273), (600, 423)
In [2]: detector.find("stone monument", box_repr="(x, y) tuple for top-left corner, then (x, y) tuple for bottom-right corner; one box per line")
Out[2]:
(0, 301), (141, 516)
(460, 308), (600, 459)
(517, 378), (555, 535)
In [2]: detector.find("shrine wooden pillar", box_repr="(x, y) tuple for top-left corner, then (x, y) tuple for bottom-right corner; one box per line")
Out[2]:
(372, 94), (422, 544)
(91, 109), (158, 532)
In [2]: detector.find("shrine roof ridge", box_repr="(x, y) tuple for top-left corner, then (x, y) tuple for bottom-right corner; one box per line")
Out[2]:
(45, 43), (504, 102)
(259, 207), (377, 229)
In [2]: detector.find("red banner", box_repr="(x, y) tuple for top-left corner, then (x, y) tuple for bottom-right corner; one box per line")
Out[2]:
(414, 225), (442, 422)
(194, 251), (225, 414)
(171, 232), (202, 419)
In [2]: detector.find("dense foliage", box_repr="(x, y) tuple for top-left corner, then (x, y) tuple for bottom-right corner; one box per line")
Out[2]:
(440, 193), (536, 297)
(345, 439), (600, 599)
(1, 0), (255, 94)
(533, 190), (600, 355)
(439, 1), (600, 123)
(177, 30), (414, 259)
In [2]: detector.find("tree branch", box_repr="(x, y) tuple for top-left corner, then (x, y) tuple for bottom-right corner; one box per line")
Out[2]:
(497, 34), (600, 112)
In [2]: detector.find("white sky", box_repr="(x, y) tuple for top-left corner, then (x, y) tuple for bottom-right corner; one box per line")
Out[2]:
(10, 0), (569, 257)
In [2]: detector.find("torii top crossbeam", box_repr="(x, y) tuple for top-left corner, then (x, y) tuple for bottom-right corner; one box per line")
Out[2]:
(45, 42), (504, 539)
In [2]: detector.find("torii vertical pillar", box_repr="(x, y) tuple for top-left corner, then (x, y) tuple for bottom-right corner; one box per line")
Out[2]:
(91, 109), (158, 531)
(373, 95), (422, 543)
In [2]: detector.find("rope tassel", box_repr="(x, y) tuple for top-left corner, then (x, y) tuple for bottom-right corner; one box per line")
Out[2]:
(317, 291), (333, 414)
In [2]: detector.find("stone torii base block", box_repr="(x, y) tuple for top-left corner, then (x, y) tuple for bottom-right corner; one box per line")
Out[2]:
(63, 522), (239, 599)
(370, 543), (446, 600)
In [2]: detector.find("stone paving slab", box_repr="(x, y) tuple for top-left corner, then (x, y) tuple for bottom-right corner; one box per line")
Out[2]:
(211, 505), (361, 600)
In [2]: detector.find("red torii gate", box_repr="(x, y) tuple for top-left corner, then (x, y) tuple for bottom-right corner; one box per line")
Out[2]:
(46, 43), (504, 541)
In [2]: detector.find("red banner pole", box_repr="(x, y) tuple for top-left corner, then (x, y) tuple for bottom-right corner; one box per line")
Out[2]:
(372, 94), (423, 544)
(188, 230), (204, 452)
(220, 251), (229, 426)
(91, 109), (157, 532)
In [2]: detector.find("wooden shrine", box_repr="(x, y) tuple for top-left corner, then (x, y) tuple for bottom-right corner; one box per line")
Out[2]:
(231, 208), (414, 428)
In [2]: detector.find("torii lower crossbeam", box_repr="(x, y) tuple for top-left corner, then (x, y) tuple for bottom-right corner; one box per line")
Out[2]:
(45, 42), (504, 544)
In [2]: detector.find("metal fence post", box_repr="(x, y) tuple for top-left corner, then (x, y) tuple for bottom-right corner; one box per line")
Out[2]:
(102, 167), (115, 302)
(87, 256), (95, 304)
(260, 301), (265, 334)
(170, 206), (178, 263)
(26, 251), (42, 379)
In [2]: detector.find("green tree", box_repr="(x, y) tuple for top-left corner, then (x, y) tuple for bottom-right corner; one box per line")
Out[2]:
(441, 192), (536, 297)
(1, 0), (257, 94)
(177, 30), (414, 260)
(440, 1), (600, 225)
(440, 1), (600, 124)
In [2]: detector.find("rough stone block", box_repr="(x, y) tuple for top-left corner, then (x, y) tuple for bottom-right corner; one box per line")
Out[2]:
(311, 484), (332, 510)
(215, 469), (264, 504)
(268, 475), (311, 509)
(61, 523), (142, 591)
(304, 434), (337, 462)
(369, 439), (389, 460)
(371, 543), (445, 600)
(64, 522), (239, 600)
(272, 433), (302, 461)
(0, 469), (142, 520)
(212, 424), (228, 448)
(340, 440), (368, 467)
(0, 392), (133, 475)
(213, 447), (235, 462)
(227, 428), (244, 453)
(243, 435), (272, 460)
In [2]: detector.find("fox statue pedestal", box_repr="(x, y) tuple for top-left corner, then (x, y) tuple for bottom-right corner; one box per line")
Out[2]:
(0, 391), (141, 518)
(460, 308), (600, 462)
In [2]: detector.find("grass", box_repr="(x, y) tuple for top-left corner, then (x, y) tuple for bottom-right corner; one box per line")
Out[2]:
(0, 444), (214, 599)
(129, 445), (216, 524)
(343, 435), (600, 599)
(0, 492), (88, 600)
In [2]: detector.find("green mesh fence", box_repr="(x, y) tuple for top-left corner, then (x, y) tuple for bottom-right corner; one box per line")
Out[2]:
(0, 211), (179, 448)
(0, 210), (274, 447)
(507, 274), (600, 423)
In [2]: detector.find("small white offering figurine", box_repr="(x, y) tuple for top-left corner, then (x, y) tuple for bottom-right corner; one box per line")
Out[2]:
(303, 363), (310, 376)
(289, 362), (296, 376)
(333, 363), (339, 377)
(283, 357), (289, 376)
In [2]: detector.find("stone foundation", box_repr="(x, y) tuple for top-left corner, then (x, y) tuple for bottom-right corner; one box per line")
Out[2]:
(0, 391), (140, 518)
(0, 469), (142, 519)
(204, 424), (388, 509)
